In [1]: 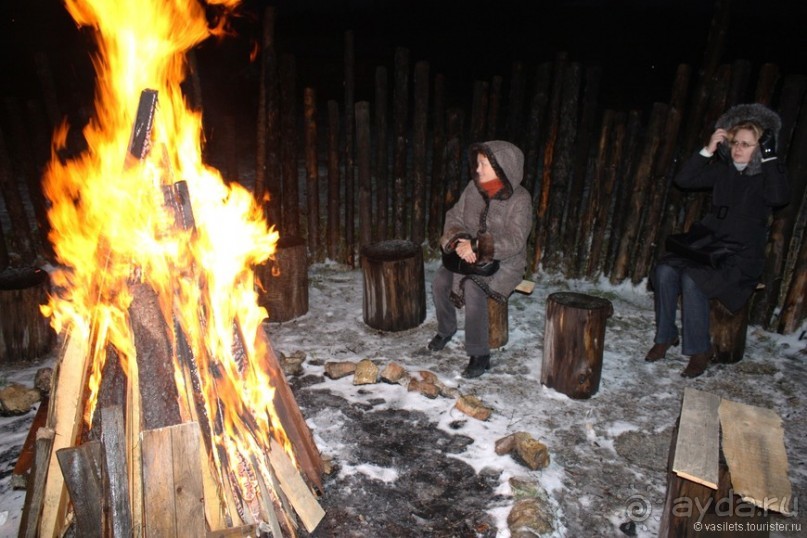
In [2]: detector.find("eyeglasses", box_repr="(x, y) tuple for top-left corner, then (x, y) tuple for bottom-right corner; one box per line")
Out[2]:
(728, 140), (757, 149)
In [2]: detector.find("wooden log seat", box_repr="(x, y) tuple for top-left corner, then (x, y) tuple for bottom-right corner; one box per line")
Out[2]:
(541, 292), (613, 399)
(255, 235), (309, 323)
(360, 239), (425, 332)
(709, 298), (751, 364)
(0, 267), (55, 364)
(488, 297), (508, 349)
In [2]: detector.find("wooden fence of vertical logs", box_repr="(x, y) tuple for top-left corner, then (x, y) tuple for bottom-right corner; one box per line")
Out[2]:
(2, 0), (807, 361)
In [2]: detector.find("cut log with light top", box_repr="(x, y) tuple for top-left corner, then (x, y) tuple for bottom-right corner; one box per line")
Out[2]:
(255, 235), (309, 322)
(0, 267), (55, 364)
(541, 292), (613, 399)
(360, 239), (426, 332)
(488, 298), (508, 349)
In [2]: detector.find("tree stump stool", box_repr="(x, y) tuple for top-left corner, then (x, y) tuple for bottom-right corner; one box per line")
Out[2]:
(488, 298), (508, 349)
(255, 235), (309, 322)
(360, 239), (425, 332)
(0, 267), (55, 364)
(709, 298), (750, 364)
(541, 292), (613, 399)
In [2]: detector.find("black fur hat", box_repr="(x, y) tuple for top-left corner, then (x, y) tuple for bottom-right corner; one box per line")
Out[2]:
(714, 103), (782, 174)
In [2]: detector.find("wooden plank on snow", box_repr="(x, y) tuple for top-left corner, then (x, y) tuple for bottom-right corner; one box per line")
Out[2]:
(718, 398), (793, 514)
(672, 387), (720, 489)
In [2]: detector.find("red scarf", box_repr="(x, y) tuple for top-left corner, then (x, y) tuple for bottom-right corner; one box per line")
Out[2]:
(480, 178), (504, 198)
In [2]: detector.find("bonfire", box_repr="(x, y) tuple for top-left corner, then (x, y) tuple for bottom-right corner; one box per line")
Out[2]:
(20, 0), (324, 535)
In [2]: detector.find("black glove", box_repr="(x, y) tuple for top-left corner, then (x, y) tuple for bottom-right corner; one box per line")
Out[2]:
(759, 128), (777, 159)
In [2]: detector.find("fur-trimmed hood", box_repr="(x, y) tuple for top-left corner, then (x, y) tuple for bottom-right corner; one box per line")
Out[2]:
(714, 103), (782, 175)
(468, 140), (525, 200)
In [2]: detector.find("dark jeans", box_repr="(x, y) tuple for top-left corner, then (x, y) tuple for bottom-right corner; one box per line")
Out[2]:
(432, 266), (490, 356)
(653, 262), (711, 355)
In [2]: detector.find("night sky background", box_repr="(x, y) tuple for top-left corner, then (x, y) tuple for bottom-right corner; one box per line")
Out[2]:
(1, 0), (806, 156)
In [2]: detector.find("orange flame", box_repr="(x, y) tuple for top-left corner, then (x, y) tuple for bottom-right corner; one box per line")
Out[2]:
(40, 0), (291, 524)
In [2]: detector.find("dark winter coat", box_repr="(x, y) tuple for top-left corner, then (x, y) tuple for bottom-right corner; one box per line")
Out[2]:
(440, 140), (533, 303)
(660, 104), (790, 312)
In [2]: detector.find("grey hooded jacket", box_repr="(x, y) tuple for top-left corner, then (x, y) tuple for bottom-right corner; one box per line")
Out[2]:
(440, 140), (533, 302)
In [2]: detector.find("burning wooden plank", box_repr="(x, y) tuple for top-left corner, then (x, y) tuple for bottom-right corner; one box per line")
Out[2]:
(141, 423), (206, 536)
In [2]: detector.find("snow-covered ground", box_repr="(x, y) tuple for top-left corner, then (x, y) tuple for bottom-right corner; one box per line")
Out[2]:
(1, 258), (805, 537)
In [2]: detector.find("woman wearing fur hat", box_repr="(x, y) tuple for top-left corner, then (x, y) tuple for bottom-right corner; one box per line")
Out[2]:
(645, 104), (790, 378)
(428, 140), (533, 378)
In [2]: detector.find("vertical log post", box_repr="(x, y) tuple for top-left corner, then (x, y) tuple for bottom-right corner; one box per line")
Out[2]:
(563, 65), (600, 277)
(587, 111), (625, 278)
(303, 88), (320, 260)
(751, 76), (807, 327)
(610, 103), (667, 284)
(279, 54), (299, 236)
(360, 240), (426, 332)
(374, 66), (389, 242)
(631, 107), (683, 284)
(576, 109), (613, 276)
(603, 110), (642, 277)
(255, 6), (280, 216)
(343, 31), (356, 267)
(523, 62), (551, 197)
(541, 292), (613, 399)
(778, 228), (807, 334)
(0, 128), (36, 264)
(355, 101), (372, 248)
(428, 74), (447, 247)
(655, 64), (693, 263)
(392, 47), (410, 239)
(486, 75), (502, 140)
(3, 98), (53, 260)
(544, 62), (581, 273)
(681, 65), (732, 233)
(505, 61), (527, 148)
(532, 52), (567, 271)
(469, 80), (489, 144)
(443, 108), (464, 210)
(411, 61), (429, 246)
(327, 100), (341, 261)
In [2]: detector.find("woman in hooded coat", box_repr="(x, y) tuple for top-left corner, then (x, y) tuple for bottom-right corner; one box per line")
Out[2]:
(645, 103), (790, 377)
(428, 140), (533, 378)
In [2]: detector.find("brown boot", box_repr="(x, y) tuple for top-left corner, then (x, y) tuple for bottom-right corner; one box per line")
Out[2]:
(644, 338), (680, 362)
(681, 348), (714, 378)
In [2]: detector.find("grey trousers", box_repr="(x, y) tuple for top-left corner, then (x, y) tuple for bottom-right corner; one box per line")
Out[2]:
(431, 266), (490, 356)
